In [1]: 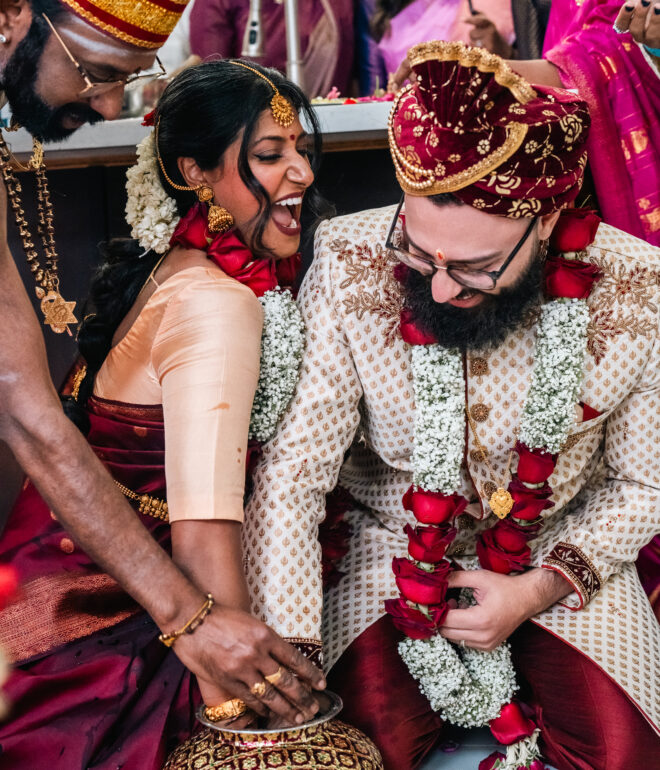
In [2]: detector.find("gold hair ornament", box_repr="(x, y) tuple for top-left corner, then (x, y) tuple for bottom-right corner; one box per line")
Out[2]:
(154, 118), (234, 234)
(230, 61), (297, 128)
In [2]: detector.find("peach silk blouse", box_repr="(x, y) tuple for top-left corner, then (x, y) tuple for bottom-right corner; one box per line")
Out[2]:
(94, 265), (263, 523)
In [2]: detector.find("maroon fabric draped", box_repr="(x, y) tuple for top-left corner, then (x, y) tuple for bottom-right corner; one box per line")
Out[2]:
(0, 397), (200, 769)
(328, 616), (659, 770)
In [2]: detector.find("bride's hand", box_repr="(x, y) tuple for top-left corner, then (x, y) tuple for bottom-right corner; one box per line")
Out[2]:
(198, 676), (259, 729)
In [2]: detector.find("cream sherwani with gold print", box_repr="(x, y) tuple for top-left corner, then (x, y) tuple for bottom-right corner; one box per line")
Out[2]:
(245, 206), (660, 733)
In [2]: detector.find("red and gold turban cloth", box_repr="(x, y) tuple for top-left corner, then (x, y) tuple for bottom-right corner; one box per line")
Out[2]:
(60, 0), (190, 49)
(388, 41), (590, 217)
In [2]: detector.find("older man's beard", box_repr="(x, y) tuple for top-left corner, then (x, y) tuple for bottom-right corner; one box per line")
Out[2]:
(1, 16), (104, 141)
(401, 245), (545, 353)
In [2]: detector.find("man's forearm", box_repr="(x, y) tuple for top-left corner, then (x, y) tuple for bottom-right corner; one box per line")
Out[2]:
(4, 403), (204, 630)
(523, 567), (573, 617)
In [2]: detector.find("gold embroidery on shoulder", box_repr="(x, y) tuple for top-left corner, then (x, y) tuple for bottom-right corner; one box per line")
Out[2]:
(586, 250), (659, 364)
(332, 239), (403, 346)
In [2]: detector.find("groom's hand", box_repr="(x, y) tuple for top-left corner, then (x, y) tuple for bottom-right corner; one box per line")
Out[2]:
(439, 568), (571, 651)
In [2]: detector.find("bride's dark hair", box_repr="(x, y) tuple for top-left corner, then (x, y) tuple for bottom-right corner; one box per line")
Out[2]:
(65, 59), (324, 432)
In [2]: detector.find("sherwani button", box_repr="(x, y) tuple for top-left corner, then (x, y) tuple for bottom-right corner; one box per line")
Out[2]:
(470, 357), (489, 376)
(470, 403), (491, 422)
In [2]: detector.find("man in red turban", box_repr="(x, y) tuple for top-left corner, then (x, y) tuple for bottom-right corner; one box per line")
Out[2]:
(245, 41), (660, 769)
(0, 0), (323, 756)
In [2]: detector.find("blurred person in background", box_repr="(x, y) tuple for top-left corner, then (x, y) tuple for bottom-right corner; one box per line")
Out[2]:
(189, 0), (354, 97)
(465, 0), (551, 59)
(541, 0), (660, 246)
(367, 0), (513, 94)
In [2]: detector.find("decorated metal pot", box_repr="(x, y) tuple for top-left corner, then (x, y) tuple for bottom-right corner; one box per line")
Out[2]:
(163, 691), (384, 769)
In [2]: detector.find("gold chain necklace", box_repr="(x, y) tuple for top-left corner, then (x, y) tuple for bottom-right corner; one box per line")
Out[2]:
(466, 406), (515, 519)
(0, 132), (77, 334)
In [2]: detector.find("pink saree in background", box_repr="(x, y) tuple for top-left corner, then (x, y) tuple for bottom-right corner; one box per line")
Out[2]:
(543, 0), (660, 245)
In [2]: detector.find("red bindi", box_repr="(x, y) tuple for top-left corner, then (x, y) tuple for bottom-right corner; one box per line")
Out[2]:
(290, 134), (296, 141)
(435, 249), (446, 262)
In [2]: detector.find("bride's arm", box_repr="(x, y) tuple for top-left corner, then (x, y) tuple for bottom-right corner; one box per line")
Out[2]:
(154, 276), (321, 723)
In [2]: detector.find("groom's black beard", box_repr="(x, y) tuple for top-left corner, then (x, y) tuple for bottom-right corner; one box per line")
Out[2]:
(1, 17), (104, 141)
(401, 246), (545, 353)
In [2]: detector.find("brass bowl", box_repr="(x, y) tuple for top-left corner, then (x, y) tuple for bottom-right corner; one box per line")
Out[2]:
(163, 690), (383, 769)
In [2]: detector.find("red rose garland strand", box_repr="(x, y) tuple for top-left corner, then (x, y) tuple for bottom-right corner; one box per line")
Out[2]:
(388, 208), (602, 766)
(170, 201), (301, 297)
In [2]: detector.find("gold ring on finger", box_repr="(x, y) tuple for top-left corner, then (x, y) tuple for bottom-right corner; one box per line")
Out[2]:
(264, 666), (285, 687)
(204, 698), (247, 722)
(250, 680), (268, 698)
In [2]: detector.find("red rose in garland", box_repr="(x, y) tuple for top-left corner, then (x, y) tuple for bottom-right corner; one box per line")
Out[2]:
(404, 523), (458, 563)
(545, 257), (602, 300)
(402, 486), (468, 524)
(549, 208), (601, 253)
(384, 596), (449, 639)
(400, 308), (438, 345)
(514, 442), (557, 485)
(170, 201), (211, 250)
(393, 556), (451, 605)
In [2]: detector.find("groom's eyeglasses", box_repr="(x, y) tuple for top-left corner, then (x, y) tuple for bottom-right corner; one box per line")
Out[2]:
(43, 13), (166, 98)
(385, 196), (538, 291)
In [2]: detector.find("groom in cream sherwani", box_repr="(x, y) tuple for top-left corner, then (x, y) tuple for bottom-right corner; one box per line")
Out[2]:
(245, 43), (660, 770)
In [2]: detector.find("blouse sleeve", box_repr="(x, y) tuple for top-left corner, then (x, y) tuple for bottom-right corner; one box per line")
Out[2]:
(152, 277), (263, 523)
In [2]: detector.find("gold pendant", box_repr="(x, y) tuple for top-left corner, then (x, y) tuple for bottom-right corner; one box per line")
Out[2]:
(489, 487), (514, 519)
(36, 288), (77, 335)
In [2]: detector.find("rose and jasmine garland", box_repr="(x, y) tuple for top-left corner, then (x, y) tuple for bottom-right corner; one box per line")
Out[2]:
(126, 132), (305, 444)
(385, 208), (602, 770)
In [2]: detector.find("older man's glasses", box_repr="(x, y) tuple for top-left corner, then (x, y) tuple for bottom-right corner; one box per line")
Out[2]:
(385, 197), (538, 291)
(43, 13), (166, 98)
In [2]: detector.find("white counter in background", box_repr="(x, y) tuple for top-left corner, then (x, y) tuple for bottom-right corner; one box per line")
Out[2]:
(7, 101), (392, 169)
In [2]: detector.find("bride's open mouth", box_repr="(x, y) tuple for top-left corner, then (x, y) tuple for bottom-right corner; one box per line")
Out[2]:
(272, 195), (303, 236)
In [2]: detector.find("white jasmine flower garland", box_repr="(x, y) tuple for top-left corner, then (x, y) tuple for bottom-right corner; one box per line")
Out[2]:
(411, 345), (464, 493)
(249, 289), (305, 442)
(400, 297), (591, 768)
(125, 133), (180, 255)
(400, 636), (517, 727)
(519, 298), (590, 454)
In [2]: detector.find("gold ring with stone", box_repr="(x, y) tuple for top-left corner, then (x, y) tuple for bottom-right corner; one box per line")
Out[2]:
(265, 666), (285, 686)
(204, 698), (247, 722)
(250, 680), (268, 698)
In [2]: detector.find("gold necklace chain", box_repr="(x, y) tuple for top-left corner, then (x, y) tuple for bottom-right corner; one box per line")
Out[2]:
(0, 132), (77, 334)
(465, 406), (516, 519)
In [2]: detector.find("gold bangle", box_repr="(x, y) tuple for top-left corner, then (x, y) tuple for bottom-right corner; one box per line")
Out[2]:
(204, 698), (247, 722)
(158, 593), (214, 648)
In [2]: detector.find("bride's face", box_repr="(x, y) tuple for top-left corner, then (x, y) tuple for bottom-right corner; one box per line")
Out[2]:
(205, 109), (314, 259)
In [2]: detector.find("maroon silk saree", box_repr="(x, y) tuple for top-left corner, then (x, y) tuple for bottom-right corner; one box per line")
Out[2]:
(0, 397), (200, 769)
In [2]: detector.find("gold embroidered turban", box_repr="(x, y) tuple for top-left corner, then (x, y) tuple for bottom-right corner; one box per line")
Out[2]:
(388, 41), (590, 217)
(60, 0), (191, 49)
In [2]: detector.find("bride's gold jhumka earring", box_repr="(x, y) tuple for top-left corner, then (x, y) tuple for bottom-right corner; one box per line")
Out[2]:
(155, 119), (234, 234)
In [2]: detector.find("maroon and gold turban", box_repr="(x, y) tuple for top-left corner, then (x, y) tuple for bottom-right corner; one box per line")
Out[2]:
(388, 41), (590, 217)
(60, 0), (191, 49)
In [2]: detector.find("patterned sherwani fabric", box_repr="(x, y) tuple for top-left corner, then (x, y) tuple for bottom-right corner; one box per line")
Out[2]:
(244, 206), (660, 733)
